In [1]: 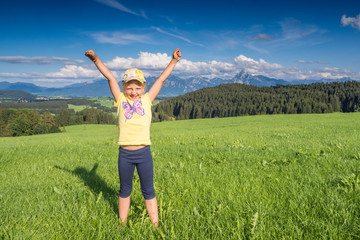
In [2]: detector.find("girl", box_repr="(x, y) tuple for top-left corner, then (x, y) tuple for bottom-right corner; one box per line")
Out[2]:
(85, 49), (181, 227)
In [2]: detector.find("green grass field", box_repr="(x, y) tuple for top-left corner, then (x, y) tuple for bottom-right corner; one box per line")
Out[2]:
(1, 113), (359, 239)
(67, 104), (91, 112)
(90, 97), (114, 108)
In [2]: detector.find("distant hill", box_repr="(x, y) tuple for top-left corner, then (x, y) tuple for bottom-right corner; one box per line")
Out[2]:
(0, 70), (358, 97)
(0, 90), (37, 101)
(0, 82), (46, 93)
(152, 81), (360, 121)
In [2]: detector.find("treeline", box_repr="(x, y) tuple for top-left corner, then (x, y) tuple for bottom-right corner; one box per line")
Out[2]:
(0, 90), (36, 101)
(0, 98), (116, 114)
(55, 109), (116, 127)
(0, 108), (117, 137)
(0, 108), (61, 137)
(152, 81), (360, 121)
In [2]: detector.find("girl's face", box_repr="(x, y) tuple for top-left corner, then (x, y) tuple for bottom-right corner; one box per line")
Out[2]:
(123, 80), (145, 101)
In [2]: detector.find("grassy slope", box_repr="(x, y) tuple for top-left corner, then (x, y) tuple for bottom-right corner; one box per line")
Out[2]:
(1, 113), (359, 239)
(90, 97), (114, 108)
(67, 104), (90, 112)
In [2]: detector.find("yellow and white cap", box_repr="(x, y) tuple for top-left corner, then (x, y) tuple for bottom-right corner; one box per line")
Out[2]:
(122, 68), (146, 83)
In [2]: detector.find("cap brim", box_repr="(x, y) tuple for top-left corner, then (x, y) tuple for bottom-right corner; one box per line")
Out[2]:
(123, 78), (146, 83)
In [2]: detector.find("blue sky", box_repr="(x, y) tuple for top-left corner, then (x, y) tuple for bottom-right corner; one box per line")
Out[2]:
(0, 0), (359, 87)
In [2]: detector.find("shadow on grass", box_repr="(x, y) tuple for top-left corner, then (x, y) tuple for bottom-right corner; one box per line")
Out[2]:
(54, 163), (118, 215)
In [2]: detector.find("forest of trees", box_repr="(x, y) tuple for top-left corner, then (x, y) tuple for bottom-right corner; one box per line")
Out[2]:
(0, 90), (36, 101)
(54, 108), (116, 127)
(0, 107), (117, 137)
(0, 98), (116, 114)
(0, 108), (61, 137)
(152, 81), (360, 122)
(1, 81), (359, 136)
(0, 92), (118, 137)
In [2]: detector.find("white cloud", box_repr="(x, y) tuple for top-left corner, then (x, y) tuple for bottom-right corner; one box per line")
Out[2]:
(105, 52), (235, 78)
(234, 55), (283, 76)
(0, 65), (103, 79)
(0, 65), (117, 87)
(201, 18), (327, 55)
(341, 14), (360, 30)
(231, 55), (359, 81)
(151, 27), (203, 46)
(1, 52), (359, 88)
(279, 18), (324, 41)
(252, 33), (272, 41)
(88, 27), (201, 47)
(45, 65), (107, 78)
(104, 52), (360, 81)
(242, 18), (328, 54)
(93, 0), (147, 19)
(33, 78), (87, 86)
(0, 72), (35, 78)
(176, 59), (235, 77)
(105, 52), (171, 71)
(234, 55), (260, 65)
(298, 59), (326, 65)
(0, 56), (84, 65)
(90, 31), (153, 45)
(162, 15), (174, 23)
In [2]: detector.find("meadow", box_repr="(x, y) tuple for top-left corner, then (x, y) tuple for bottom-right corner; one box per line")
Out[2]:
(90, 97), (115, 108)
(1, 113), (359, 239)
(67, 104), (90, 112)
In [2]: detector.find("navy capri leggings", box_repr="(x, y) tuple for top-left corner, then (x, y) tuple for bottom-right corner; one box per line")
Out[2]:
(118, 146), (155, 200)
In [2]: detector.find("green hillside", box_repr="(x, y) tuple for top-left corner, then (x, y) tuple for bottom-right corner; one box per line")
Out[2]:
(153, 81), (360, 121)
(0, 90), (36, 101)
(1, 113), (359, 239)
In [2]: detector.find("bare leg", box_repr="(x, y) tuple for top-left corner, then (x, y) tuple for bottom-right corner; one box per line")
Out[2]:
(145, 197), (159, 227)
(119, 196), (130, 224)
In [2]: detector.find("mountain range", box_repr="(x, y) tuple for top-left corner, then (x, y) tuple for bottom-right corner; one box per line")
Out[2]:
(0, 70), (357, 97)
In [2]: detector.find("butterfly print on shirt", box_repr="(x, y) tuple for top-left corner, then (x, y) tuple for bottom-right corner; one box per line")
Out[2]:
(122, 99), (145, 120)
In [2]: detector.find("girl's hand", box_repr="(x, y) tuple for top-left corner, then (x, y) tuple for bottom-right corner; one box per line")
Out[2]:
(85, 50), (98, 62)
(172, 48), (181, 61)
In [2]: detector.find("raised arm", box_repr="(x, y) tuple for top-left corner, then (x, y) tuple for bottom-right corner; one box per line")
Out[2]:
(85, 50), (121, 101)
(148, 49), (181, 102)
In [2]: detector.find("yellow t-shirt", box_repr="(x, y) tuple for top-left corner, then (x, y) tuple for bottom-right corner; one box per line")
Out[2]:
(114, 92), (152, 146)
